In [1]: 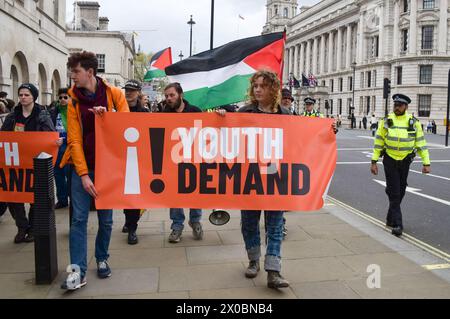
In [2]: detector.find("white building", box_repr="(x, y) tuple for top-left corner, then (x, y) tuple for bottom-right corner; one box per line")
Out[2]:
(66, 1), (135, 87)
(0, 0), (68, 105)
(264, 0), (450, 132)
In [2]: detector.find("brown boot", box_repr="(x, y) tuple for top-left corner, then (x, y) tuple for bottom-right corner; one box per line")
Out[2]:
(245, 260), (260, 278)
(267, 271), (289, 289)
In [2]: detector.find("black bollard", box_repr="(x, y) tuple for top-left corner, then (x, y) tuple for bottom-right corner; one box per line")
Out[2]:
(33, 152), (58, 285)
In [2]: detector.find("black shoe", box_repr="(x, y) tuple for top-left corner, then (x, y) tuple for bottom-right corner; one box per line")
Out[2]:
(55, 202), (68, 209)
(386, 222), (394, 228)
(25, 229), (34, 243)
(128, 231), (138, 245)
(267, 271), (290, 289)
(392, 226), (403, 237)
(14, 229), (28, 244)
(122, 225), (129, 233)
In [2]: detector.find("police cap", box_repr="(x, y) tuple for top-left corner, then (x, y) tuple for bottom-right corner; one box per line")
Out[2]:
(304, 97), (316, 104)
(392, 94), (411, 105)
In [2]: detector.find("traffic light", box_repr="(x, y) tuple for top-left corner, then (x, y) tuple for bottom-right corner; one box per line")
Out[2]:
(383, 78), (391, 99)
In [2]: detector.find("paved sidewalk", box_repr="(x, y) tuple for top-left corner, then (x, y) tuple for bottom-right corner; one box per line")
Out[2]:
(0, 201), (449, 299)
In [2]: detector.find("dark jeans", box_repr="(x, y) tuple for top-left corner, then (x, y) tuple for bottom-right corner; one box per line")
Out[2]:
(383, 154), (412, 228)
(54, 145), (69, 205)
(123, 209), (141, 232)
(8, 203), (34, 231)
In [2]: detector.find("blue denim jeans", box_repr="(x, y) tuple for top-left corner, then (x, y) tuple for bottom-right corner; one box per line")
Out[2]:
(54, 145), (69, 205)
(69, 170), (113, 278)
(170, 208), (202, 231)
(241, 210), (284, 272)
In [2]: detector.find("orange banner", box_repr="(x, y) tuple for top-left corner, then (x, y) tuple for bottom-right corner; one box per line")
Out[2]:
(95, 113), (336, 211)
(0, 132), (59, 203)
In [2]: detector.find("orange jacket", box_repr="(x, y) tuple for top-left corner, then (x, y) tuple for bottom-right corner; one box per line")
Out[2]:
(60, 79), (129, 176)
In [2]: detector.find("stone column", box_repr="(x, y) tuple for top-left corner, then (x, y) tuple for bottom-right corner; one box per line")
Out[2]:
(328, 32), (334, 72)
(299, 42), (305, 76)
(378, 2), (385, 59)
(313, 37), (319, 75)
(306, 40), (311, 74)
(336, 27), (343, 71)
(409, 0), (417, 54)
(393, 0), (400, 57)
(294, 44), (299, 77)
(320, 34), (326, 74)
(283, 48), (289, 81)
(357, 14), (365, 63)
(439, 0), (448, 54)
(346, 24), (353, 69)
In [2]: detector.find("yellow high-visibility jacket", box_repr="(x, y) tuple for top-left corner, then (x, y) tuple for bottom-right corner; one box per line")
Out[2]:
(372, 111), (430, 165)
(301, 110), (324, 118)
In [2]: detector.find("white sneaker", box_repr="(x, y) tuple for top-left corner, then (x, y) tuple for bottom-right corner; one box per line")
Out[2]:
(61, 272), (87, 291)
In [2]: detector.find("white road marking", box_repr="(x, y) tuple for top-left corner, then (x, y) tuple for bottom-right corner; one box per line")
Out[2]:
(373, 179), (450, 206)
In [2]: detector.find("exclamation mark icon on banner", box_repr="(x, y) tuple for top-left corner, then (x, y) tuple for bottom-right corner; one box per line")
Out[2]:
(149, 128), (165, 194)
(124, 128), (141, 195)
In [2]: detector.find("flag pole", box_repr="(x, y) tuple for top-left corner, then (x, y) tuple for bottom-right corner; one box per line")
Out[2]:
(210, 0), (215, 50)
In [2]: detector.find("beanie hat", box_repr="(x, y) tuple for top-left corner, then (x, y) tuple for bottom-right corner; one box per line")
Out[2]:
(18, 83), (39, 102)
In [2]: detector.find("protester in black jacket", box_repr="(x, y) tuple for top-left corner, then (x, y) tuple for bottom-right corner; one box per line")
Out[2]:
(121, 80), (150, 245)
(1, 83), (56, 243)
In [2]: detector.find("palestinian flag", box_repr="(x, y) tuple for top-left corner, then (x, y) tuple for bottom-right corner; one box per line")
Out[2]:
(165, 32), (285, 110)
(144, 47), (172, 81)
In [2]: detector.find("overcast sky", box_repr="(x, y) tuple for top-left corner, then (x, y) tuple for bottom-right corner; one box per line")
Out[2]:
(66, 0), (318, 60)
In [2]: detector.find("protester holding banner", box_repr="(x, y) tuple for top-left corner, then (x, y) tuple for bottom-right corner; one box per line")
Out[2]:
(121, 80), (149, 245)
(1, 83), (56, 244)
(162, 82), (204, 244)
(225, 70), (291, 289)
(49, 88), (70, 210)
(60, 51), (130, 291)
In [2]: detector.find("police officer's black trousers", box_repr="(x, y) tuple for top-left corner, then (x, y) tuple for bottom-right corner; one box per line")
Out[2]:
(123, 209), (141, 232)
(383, 154), (412, 228)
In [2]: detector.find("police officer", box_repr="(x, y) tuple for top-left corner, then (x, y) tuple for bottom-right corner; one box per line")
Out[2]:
(370, 94), (431, 237)
(302, 97), (323, 118)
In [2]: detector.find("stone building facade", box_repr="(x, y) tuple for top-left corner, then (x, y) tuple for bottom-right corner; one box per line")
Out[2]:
(264, 0), (450, 132)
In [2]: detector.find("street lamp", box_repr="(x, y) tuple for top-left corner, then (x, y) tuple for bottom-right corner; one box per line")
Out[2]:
(187, 15), (196, 57)
(179, 51), (184, 61)
(210, 0), (215, 50)
(351, 62), (357, 128)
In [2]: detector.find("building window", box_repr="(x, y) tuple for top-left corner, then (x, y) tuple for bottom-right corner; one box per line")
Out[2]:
(274, 5), (278, 16)
(419, 65), (432, 84)
(330, 99), (334, 115)
(423, 0), (435, 9)
(321, 80), (326, 86)
(339, 78), (343, 92)
(348, 76), (353, 91)
(359, 97), (364, 115)
(360, 72), (365, 88)
(338, 99), (342, 115)
(401, 29), (409, 52)
(422, 26), (434, 50)
(367, 71), (372, 88)
(97, 54), (106, 73)
(373, 70), (377, 87)
(366, 96), (371, 115)
(370, 36), (379, 58)
(330, 79), (334, 92)
(283, 8), (288, 18)
(397, 66), (403, 85)
(418, 95), (431, 117)
(403, 0), (409, 13)
(372, 96), (376, 113)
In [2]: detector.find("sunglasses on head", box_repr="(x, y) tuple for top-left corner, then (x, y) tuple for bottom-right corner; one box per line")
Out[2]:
(59, 96), (68, 100)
